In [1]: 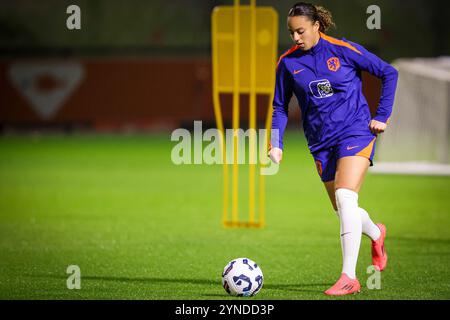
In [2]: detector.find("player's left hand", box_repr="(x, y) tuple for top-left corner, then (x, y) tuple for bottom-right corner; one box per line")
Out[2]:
(369, 119), (387, 134)
(268, 147), (283, 164)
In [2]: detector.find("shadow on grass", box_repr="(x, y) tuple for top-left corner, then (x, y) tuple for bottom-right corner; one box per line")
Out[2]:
(263, 283), (332, 293)
(31, 274), (331, 293)
(200, 284), (330, 296)
(84, 276), (331, 293)
(74, 275), (220, 287)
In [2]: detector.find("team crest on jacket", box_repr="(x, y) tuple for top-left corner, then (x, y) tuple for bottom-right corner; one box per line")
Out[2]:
(327, 57), (340, 72)
(309, 79), (334, 98)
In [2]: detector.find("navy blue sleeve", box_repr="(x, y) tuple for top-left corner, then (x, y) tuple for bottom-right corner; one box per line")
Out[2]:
(271, 58), (293, 150)
(342, 40), (398, 124)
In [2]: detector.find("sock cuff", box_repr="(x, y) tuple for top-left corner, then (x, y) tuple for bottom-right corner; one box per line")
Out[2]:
(335, 188), (359, 210)
(335, 188), (358, 201)
(335, 188), (358, 197)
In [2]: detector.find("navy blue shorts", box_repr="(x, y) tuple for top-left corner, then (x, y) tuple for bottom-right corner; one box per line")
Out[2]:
(311, 135), (377, 182)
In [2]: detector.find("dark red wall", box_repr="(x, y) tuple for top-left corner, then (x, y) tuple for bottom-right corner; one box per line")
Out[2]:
(0, 59), (381, 130)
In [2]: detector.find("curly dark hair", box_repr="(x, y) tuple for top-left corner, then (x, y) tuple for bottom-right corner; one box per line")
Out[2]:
(288, 2), (336, 33)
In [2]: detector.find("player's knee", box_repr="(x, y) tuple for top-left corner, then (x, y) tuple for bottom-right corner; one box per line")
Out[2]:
(335, 188), (359, 210)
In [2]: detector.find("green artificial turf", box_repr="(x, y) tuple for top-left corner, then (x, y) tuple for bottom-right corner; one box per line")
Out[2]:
(0, 132), (449, 300)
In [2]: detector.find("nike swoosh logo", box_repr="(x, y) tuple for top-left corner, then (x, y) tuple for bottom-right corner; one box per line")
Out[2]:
(341, 232), (351, 237)
(346, 146), (359, 150)
(293, 69), (304, 75)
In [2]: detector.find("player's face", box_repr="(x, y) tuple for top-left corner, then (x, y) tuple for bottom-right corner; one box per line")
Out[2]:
(287, 15), (320, 51)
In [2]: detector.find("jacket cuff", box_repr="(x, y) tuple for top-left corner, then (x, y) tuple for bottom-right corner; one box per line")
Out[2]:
(373, 115), (390, 124)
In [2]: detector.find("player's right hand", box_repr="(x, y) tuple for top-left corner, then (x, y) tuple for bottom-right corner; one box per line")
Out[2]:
(369, 119), (387, 135)
(269, 147), (283, 164)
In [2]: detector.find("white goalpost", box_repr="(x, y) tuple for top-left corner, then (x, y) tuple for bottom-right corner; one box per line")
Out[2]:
(371, 57), (450, 176)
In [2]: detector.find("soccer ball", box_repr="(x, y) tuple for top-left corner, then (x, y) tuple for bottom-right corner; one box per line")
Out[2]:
(222, 257), (263, 297)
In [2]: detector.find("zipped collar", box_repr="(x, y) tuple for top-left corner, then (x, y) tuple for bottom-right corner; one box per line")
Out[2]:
(309, 36), (325, 55)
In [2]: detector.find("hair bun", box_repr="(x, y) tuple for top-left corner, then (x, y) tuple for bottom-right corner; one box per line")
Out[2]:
(314, 5), (336, 32)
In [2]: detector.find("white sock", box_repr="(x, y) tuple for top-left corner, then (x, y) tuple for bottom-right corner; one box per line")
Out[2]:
(359, 207), (381, 241)
(334, 208), (381, 241)
(335, 188), (362, 279)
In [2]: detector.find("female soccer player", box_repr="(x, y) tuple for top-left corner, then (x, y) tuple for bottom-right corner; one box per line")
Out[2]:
(269, 2), (398, 296)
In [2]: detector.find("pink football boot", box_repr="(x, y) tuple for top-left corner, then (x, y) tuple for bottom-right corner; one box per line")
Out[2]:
(324, 273), (361, 296)
(372, 223), (388, 271)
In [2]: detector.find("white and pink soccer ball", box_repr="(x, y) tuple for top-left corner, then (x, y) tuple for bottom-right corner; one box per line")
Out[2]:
(222, 258), (263, 297)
